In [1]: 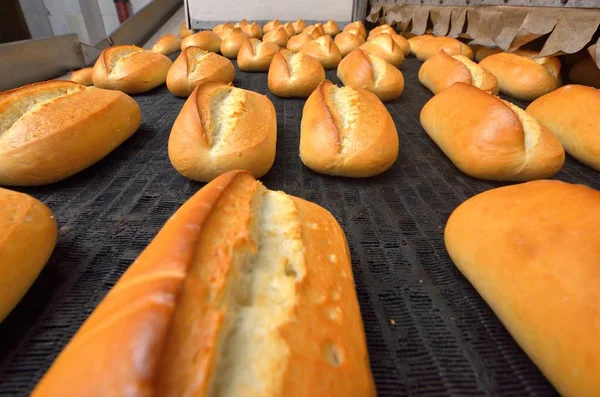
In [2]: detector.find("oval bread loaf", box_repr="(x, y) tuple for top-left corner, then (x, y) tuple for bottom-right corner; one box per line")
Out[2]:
(181, 30), (222, 53)
(335, 32), (365, 58)
(268, 49), (325, 98)
(151, 34), (182, 55)
(359, 34), (404, 68)
(299, 35), (342, 69)
(237, 38), (280, 72)
(69, 67), (93, 86)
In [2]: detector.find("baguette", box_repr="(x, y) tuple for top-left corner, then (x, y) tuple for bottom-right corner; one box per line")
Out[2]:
(292, 19), (306, 34)
(527, 85), (600, 171)
(413, 36), (473, 61)
(166, 47), (235, 97)
(335, 32), (365, 58)
(241, 21), (263, 39)
(213, 22), (234, 39)
(0, 80), (141, 185)
(69, 67), (93, 86)
(445, 179), (600, 397)
(263, 19), (281, 34)
(168, 81), (276, 181)
(568, 55), (600, 88)
(299, 35), (342, 69)
(323, 20), (340, 36)
(151, 34), (182, 56)
(220, 28), (249, 58)
(92, 45), (172, 94)
(418, 50), (498, 95)
(237, 38), (279, 72)
(181, 30), (222, 53)
(287, 32), (312, 53)
(268, 49), (325, 98)
(179, 22), (193, 38)
(359, 34), (404, 68)
(337, 49), (404, 101)
(420, 82), (564, 181)
(263, 26), (289, 48)
(367, 32), (410, 56)
(0, 188), (57, 323)
(300, 80), (399, 177)
(32, 170), (376, 397)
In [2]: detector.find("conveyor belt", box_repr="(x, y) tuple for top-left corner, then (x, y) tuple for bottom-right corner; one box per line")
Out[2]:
(1, 55), (598, 397)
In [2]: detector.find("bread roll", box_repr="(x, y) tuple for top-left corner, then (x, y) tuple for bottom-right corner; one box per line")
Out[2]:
(181, 30), (222, 53)
(420, 83), (564, 181)
(335, 32), (365, 58)
(166, 47), (235, 97)
(367, 32), (410, 56)
(480, 52), (561, 100)
(92, 45), (172, 94)
(343, 21), (366, 38)
(237, 38), (279, 72)
(323, 20), (340, 36)
(300, 80), (399, 177)
(0, 188), (57, 323)
(179, 22), (193, 38)
(241, 21), (263, 39)
(292, 19), (306, 34)
(418, 50), (499, 95)
(569, 55), (600, 88)
(299, 35), (342, 69)
(287, 32), (312, 53)
(151, 34), (182, 55)
(407, 34), (434, 56)
(282, 22), (295, 38)
(32, 169), (376, 397)
(359, 34), (404, 68)
(413, 36), (473, 61)
(169, 81), (276, 181)
(337, 49), (404, 101)
(343, 27), (366, 41)
(303, 25), (323, 39)
(268, 49), (326, 98)
(234, 19), (248, 28)
(69, 67), (93, 86)
(527, 85), (600, 171)
(263, 26), (289, 47)
(220, 28), (249, 58)
(213, 22), (233, 39)
(445, 179), (600, 397)
(0, 80), (141, 185)
(368, 24), (395, 39)
(263, 19), (280, 34)
(471, 45), (502, 62)
(313, 23), (326, 36)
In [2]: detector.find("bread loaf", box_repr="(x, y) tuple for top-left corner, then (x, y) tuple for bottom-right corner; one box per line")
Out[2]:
(287, 33), (312, 53)
(292, 19), (306, 34)
(237, 38), (279, 72)
(323, 20), (340, 36)
(480, 52), (561, 100)
(303, 25), (323, 39)
(0, 188), (57, 323)
(263, 19), (280, 34)
(241, 21), (263, 39)
(420, 83), (564, 181)
(169, 81), (276, 181)
(268, 49), (325, 97)
(300, 80), (399, 177)
(151, 34), (182, 55)
(282, 22), (295, 38)
(368, 24), (395, 39)
(359, 34), (404, 68)
(299, 35), (342, 69)
(69, 67), (93, 86)
(181, 30), (222, 53)
(407, 34), (433, 56)
(445, 179), (600, 397)
(418, 50), (498, 95)
(343, 21), (366, 39)
(569, 55), (600, 88)
(166, 47), (235, 97)
(367, 32), (410, 56)
(213, 22), (234, 39)
(412, 36), (473, 61)
(527, 85), (600, 171)
(31, 170), (376, 397)
(234, 19), (248, 28)
(92, 45), (172, 94)
(0, 80), (141, 185)
(179, 22), (193, 38)
(471, 45), (502, 62)
(220, 28), (249, 58)
(263, 26), (289, 48)
(343, 27), (365, 41)
(335, 32), (365, 58)
(313, 23), (326, 36)
(337, 49), (404, 101)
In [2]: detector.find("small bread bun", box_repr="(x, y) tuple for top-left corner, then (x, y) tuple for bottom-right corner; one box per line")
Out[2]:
(303, 25), (323, 39)
(263, 19), (280, 34)
(418, 50), (499, 95)
(368, 24), (395, 39)
(234, 19), (248, 28)
(282, 22), (295, 38)
(313, 23), (326, 36)
(220, 28), (249, 58)
(237, 38), (280, 72)
(300, 80), (398, 177)
(213, 22), (233, 39)
(241, 21), (263, 39)
(181, 30), (222, 52)
(263, 26), (289, 47)
(568, 55), (600, 88)
(179, 22), (193, 38)
(359, 34), (404, 68)
(268, 49), (326, 97)
(413, 36), (473, 61)
(337, 49), (404, 101)
(166, 47), (235, 97)
(343, 21), (366, 38)
(69, 67), (93, 86)
(408, 34), (434, 56)
(480, 52), (561, 100)
(343, 27), (366, 41)
(287, 32), (312, 53)
(292, 19), (306, 34)
(169, 81), (276, 181)
(151, 34), (182, 56)
(471, 45), (503, 62)
(299, 35), (342, 69)
(367, 32), (410, 56)
(420, 82), (565, 181)
(92, 45), (172, 94)
(323, 20), (340, 36)
(335, 32), (365, 57)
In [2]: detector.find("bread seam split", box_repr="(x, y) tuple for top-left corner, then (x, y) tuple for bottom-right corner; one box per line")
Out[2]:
(209, 87), (247, 151)
(329, 84), (360, 154)
(452, 55), (482, 88)
(499, 99), (542, 173)
(107, 47), (144, 73)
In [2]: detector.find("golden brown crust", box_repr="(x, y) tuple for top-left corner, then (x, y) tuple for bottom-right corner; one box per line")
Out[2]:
(471, 45), (502, 62)
(181, 30), (222, 53)
(568, 55), (600, 88)
(151, 34), (182, 56)
(0, 80), (141, 185)
(407, 34), (434, 56)
(69, 67), (93, 86)
(302, 25), (323, 39)
(220, 28), (249, 58)
(282, 22), (295, 38)
(213, 22), (234, 39)
(263, 19), (280, 34)
(233, 19), (248, 28)
(263, 26), (289, 47)
(334, 32), (365, 58)
(267, 49), (326, 98)
(343, 21), (366, 39)
(367, 32), (410, 56)
(237, 38), (279, 72)
(92, 45), (172, 94)
(179, 22), (193, 38)
(300, 80), (399, 177)
(445, 180), (600, 397)
(0, 188), (57, 323)
(413, 36), (473, 61)
(166, 48), (235, 97)
(299, 35), (342, 69)
(368, 24), (395, 39)
(323, 20), (340, 36)
(241, 21), (263, 39)
(292, 19), (306, 35)
(527, 84), (600, 171)
(359, 34), (404, 68)
(420, 82), (564, 181)
(287, 33), (312, 53)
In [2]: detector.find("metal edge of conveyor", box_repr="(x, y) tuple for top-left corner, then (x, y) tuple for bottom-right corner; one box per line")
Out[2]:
(383, 0), (598, 6)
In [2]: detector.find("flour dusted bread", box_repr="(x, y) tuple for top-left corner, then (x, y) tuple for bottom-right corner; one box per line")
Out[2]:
(237, 38), (279, 72)
(412, 36), (473, 61)
(359, 34), (404, 68)
(480, 52), (561, 100)
(287, 33), (312, 53)
(220, 28), (248, 58)
(69, 67), (93, 86)
(0, 188), (56, 323)
(420, 83), (564, 181)
(335, 32), (365, 57)
(263, 26), (289, 47)
(445, 180), (600, 397)
(419, 50), (498, 94)
(151, 34), (182, 55)
(527, 85), (600, 171)
(179, 22), (193, 38)
(181, 30), (222, 52)
(569, 55), (600, 88)
(367, 31), (410, 56)
(300, 80), (399, 177)
(166, 47), (234, 97)
(323, 20), (340, 36)
(268, 49), (325, 97)
(32, 170), (376, 397)
(169, 81), (276, 181)
(0, 80), (141, 185)
(299, 35), (342, 69)
(92, 45), (172, 94)
(337, 49), (404, 101)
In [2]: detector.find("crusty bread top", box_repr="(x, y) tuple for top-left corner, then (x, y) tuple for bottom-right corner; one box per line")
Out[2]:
(368, 24), (395, 38)
(339, 49), (395, 86)
(287, 33), (312, 52)
(241, 21), (262, 38)
(263, 26), (289, 45)
(323, 20), (340, 36)
(292, 19), (305, 34)
(181, 30), (222, 51)
(282, 22), (295, 38)
(277, 49), (319, 78)
(151, 34), (182, 54)
(263, 19), (280, 33)
(234, 19), (248, 28)
(343, 21), (366, 38)
(302, 25), (323, 39)
(102, 45), (144, 73)
(299, 35), (340, 59)
(69, 67), (94, 85)
(240, 38), (279, 59)
(182, 47), (231, 79)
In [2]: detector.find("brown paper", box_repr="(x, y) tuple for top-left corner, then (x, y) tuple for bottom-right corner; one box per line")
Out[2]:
(411, 6), (431, 35)
(448, 7), (468, 38)
(539, 10), (600, 57)
(430, 7), (451, 37)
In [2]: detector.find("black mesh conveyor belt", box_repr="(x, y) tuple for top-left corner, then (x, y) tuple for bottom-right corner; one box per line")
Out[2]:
(1, 56), (598, 397)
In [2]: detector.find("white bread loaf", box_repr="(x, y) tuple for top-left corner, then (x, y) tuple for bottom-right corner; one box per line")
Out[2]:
(268, 49), (325, 98)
